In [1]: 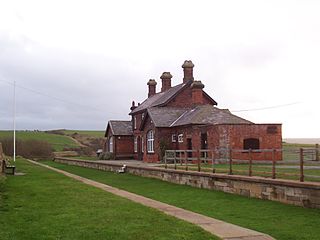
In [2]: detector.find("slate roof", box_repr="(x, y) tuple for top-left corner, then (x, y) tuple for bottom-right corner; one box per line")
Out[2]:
(147, 107), (190, 127)
(145, 105), (252, 128)
(106, 120), (133, 136)
(172, 105), (253, 126)
(130, 83), (187, 114)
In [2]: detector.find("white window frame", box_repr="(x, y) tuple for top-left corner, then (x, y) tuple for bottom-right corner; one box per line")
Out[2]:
(141, 136), (144, 153)
(134, 136), (138, 153)
(178, 134), (184, 143)
(134, 116), (137, 129)
(147, 130), (154, 153)
(109, 136), (113, 153)
(171, 134), (176, 142)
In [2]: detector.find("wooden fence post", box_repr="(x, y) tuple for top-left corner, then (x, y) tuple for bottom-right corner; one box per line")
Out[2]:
(300, 148), (304, 182)
(229, 149), (233, 175)
(249, 149), (252, 177)
(164, 150), (167, 169)
(197, 150), (201, 172)
(174, 151), (177, 170)
(212, 150), (215, 173)
(316, 144), (319, 161)
(272, 149), (276, 179)
(185, 150), (188, 171)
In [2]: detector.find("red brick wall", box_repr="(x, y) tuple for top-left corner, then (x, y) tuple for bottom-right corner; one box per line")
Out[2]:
(166, 87), (214, 108)
(115, 136), (134, 156)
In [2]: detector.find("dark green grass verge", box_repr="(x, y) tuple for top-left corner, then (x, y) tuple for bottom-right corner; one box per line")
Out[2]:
(0, 158), (218, 240)
(44, 160), (320, 240)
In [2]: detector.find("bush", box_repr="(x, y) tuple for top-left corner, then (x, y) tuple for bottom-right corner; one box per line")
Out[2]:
(0, 138), (53, 159)
(98, 152), (114, 160)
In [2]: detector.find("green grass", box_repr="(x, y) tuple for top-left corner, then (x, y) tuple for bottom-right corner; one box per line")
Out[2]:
(0, 158), (218, 240)
(69, 156), (99, 161)
(0, 131), (80, 151)
(44, 160), (320, 240)
(63, 130), (105, 138)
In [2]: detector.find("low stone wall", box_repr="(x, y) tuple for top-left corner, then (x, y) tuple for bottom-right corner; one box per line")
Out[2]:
(54, 158), (320, 209)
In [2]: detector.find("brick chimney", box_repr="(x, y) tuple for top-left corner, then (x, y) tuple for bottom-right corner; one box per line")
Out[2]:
(160, 72), (172, 92)
(130, 101), (137, 111)
(182, 60), (194, 83)
(147, 79), (157, 98)
(191, 80), (204, 105)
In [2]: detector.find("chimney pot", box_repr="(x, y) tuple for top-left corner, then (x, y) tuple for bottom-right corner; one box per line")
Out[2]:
(160, 72), (172, 92)
(130, 101), (137, 111)
(147, 79), (157, 97)
(182, 60), (194, 83)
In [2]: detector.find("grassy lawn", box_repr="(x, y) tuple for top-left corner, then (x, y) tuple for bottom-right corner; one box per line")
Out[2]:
(0, 131), (80, 151)
(44, 160), (320, 240)
(0, 158), (218, 240)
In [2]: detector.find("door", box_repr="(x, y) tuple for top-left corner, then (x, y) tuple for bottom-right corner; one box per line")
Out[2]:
(201, 133), (208, 158)
(137, 136), (143, 161)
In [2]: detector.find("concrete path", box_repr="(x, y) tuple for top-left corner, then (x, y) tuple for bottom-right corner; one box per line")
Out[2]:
(28, 160), (275, 240)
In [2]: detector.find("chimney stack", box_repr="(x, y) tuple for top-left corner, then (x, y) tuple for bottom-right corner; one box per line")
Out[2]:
(160, 72), (172, 92)
(182, 60), (194, 83)
(147, 79), (157, 98)
(191, 80), (204, 105)
(130, 101), (137, 111)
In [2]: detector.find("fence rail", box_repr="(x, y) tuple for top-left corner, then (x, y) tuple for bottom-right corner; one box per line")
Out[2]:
(164, 146), (320, 182)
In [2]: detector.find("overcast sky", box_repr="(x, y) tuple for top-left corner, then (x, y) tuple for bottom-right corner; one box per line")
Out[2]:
(0, 0), (319, 138)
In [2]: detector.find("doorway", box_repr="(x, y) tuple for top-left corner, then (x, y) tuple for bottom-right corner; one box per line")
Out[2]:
(187, 138), (192, 159)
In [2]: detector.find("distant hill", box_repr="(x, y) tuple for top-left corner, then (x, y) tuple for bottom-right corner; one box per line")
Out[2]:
(283, 138), (320, 145)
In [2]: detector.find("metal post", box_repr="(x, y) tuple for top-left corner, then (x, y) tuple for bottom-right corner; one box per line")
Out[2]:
(229, 149), (233, 175)
(316, 144), (319, 161)
(13, 80), (16, 162)
(272, 149), (276, 179)
(300, 148), (304, 182)
(249, 149), (252, 177)
(197, 150), (201, 172)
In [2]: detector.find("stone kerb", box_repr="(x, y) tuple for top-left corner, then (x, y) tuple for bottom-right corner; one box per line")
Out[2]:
(54, 157), (320, 209)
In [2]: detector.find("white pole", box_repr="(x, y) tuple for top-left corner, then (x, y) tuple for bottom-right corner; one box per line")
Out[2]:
(13, 80), (16, 162)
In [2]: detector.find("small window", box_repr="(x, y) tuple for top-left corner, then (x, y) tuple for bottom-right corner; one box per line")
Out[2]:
(134, 136), (138, 153)
(134, 116), (137, 129)
(178, 134), (183, 143)
(171, 134), (176, 142)
(147, 130), (154, 153)
(142, 113), (145, 120)
(267, 126), (277, 134)
(109, 136), (113, 153)
(243, 138), (260, 150)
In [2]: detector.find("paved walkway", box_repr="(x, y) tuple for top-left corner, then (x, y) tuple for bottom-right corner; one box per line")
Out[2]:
(28, 160), (274, 240)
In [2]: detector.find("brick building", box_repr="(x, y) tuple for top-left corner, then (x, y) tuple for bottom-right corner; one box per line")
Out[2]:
(104, 60), (282, 162)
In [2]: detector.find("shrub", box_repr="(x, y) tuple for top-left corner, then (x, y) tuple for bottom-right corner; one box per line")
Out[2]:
(0, 138), (53, 159)
(98, 152), (114, 160)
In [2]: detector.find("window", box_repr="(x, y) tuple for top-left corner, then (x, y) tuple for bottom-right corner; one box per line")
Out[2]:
(147, 130), (154, 153)
(267, 126), (278, 134)
(134, 136), (138, 153)
(142, 113), (145, 120)
(171, 134), (176, 142)
(109, 136), (113, 153)
(243, 138), (260, 150)
(134, 116), (137, 129)
(141, 137), (144, 153)
(178, 134), (184, 143)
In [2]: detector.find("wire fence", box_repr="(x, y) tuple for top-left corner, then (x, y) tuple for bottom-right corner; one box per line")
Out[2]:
(164, 145), (320, 182)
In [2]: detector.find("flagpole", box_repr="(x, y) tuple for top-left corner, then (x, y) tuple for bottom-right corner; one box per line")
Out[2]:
(13, 80), (16, 162)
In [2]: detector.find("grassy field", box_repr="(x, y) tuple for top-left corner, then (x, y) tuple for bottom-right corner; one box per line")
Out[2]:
(44, 160), (320, 240)
(0, 158), (218, 240)
(63, 130), (105, 138)
(0, 131), (80, 151)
